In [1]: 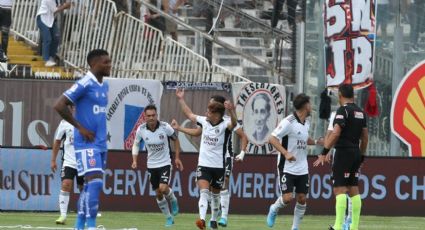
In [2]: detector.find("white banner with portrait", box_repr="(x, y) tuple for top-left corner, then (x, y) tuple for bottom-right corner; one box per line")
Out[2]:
(232, 82), (286, 154)
(105, 78), (163, 150)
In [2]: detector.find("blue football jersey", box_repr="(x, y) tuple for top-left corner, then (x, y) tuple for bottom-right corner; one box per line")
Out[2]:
(64, 72), (109, 151)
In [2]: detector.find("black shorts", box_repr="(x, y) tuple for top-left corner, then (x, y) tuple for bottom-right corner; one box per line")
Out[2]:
(224, 157), (233, 178)
(279, 172), (309, 194)
(0, 8), (12, 27)
(61, 166), (84, 186)
(148, 165), (171, 190)
(332, 148), (362, 187)
(196, 166), (225, 189)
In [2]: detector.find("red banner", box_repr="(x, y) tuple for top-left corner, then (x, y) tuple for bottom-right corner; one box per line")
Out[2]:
(324, 0), (376, 89)
(68, 152), (425, 216)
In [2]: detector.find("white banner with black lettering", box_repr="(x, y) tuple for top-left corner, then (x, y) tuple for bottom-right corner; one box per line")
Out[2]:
(105, 78), (163, 150)
(324, 0), (376, 89)
(232, 82), (286, 154)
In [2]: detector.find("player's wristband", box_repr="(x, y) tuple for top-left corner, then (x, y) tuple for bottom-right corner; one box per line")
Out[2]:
(321, 147), (330, 156)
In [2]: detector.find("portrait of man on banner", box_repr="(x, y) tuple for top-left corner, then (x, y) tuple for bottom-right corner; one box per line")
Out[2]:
(233, 82), (286, 155)
(245, 92), (276, 144)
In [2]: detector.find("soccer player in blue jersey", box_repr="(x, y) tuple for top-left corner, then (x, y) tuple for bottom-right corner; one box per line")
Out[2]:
(54, 49), (111, 230)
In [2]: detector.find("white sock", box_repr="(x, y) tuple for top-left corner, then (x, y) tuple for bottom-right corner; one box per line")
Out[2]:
(165, 188), (177, 201)
(199, 189), (209, 220)
(211, 192), (220, 221)
(271, 196), (286, 213)
(346, 195), (352, 221)
(157, 197), (171, 218)
(292, 202), (306, 230)
(59, 190), (70, 217)
(220, 189), (230, 219)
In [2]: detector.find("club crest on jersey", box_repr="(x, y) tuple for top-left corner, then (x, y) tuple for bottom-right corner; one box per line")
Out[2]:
(215, 129), (220, 134)
(391, 60), (425, 157)
(344, 173), (350, 178)
(159, 134), (165, 140)
(89, 158), (96, 167)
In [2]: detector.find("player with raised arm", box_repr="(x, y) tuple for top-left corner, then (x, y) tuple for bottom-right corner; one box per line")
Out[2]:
(266, 93), (323, 230)
(50, 105), (84, 225)
(131, 104), (183, 227)
(171, 95), (248, 227)
(175, 89), (236, 230)
(54, 49), (111, 230)
(314, 84), (368, 230)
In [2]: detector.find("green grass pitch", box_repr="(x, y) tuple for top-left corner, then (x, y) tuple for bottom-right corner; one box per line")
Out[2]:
(0, 212), (423, 230)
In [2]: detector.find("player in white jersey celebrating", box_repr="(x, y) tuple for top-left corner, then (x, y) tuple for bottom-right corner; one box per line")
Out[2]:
(50, 105), (84, 225)
(131, 104), (183, 227)
(266, 93), (323, 230)
(171, 95), (248, 228)
(176, 89), (237, 230)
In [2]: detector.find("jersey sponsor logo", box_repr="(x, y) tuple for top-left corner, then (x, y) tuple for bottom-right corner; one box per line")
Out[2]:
(93, 105), (107, 114)
(203, 135), (219, 146)
(335, 115), (344, 119)
(354, 111), (364, 119)
(391, 60), (425, 157)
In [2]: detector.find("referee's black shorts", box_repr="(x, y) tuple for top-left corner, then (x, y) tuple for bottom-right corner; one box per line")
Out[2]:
(331, 148), (361, 187)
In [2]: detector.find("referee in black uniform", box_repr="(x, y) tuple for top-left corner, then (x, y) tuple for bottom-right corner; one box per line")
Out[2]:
(314, 84), (368, 230)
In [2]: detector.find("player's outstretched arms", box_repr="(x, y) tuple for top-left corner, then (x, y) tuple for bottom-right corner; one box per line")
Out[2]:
(176, 88), (197, 122)
(172, 119), (202, 137)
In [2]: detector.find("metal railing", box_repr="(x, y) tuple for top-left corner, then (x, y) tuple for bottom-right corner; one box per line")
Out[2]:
(10, 0), (248, 82)
(61, 0), (117, 69)
(11, 0), (39, 46)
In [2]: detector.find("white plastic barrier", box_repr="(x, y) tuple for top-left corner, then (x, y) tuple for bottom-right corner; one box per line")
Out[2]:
(11, 0), (40, 46)
(110, 13), (164, 79)
(61, 0), (117, 69)
(11, 1), (250, 83)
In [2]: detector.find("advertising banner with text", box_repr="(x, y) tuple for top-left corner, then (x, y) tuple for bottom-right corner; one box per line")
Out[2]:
(66, 152), (423, 216)
(0, 79), (229, 152)
(0, 148), (61, 210)
(1, 148), (424, 216)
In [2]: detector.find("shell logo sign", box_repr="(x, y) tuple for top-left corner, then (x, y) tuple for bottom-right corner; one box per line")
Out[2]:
(391, 60), (425, 157)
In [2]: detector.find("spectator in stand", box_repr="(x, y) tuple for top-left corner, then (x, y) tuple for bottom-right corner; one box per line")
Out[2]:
(167, 0), (184, 41)
(36, 0), (72, 67)
(193, 0), (213, 64)
(146, 0), (167, 33)
(271, 0), (299, 29)
(0, 0), (13, 62)
(217, 0), (242, 29)
(408, 0), (425, 52)
(376, 0), (390, 39)
(112, 0), (129, 13)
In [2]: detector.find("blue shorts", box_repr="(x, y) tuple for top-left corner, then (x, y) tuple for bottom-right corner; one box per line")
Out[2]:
(75, 148), (107, 176)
